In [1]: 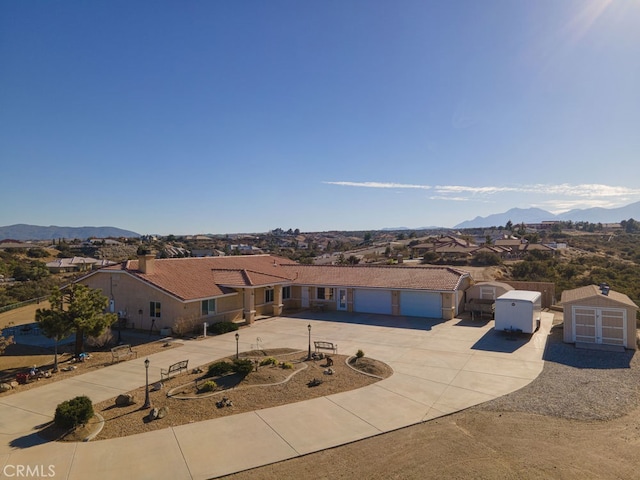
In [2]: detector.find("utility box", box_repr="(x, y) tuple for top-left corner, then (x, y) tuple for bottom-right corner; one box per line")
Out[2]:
(494, 290), (542, 334)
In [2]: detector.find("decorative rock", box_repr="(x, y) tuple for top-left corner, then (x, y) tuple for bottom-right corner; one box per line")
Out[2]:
(115, 394), (135, 407)
(157, 406), (168, 419)
(151, 382), (163, 392)
(148, 407), (159, 421)
(10, 381), (18, 388)
(0, 383), (12, 392)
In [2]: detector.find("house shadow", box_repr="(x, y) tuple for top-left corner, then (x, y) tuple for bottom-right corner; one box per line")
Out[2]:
(541, 325), (634, 369)
(471, 328), (533, 354)
(285, 310), (441, 332)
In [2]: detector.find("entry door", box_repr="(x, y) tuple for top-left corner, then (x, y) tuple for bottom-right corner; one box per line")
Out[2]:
(301, 287), (310, 308)
(337, 289), (348, 311)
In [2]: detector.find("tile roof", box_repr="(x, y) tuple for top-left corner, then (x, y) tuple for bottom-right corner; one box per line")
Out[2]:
(103, 255), (468, 301)
(561, 285), (638, 309)
(281, 264), (467, 291)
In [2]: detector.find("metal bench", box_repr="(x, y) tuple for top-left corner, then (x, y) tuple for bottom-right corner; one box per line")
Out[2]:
(314, 341), (338, 354)
(110, 344), (138, 363)
(161, 359), (189, 381)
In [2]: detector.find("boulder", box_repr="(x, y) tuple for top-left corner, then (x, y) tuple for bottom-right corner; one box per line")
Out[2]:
(148, 407), (159, 421)
(151, 382), (163, 392)
(115, 394), (135, 407)
(10, 381), (18, 388)
(157, 406), (168, 419)
(0, 383), (12, 392)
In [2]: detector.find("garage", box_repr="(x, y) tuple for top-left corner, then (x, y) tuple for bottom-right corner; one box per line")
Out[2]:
(562, 284), (638, 350)
(354, 289), (392, 315)
(400, 291), (442, 318)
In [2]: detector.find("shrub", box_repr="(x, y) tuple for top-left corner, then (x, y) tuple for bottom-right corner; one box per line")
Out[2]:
(232, 358), (254, 376)
(54, 395), (94, 429)
(198, 380), (217, 393)
(281, 362), (294, 370)
(210, 321), (239, 335)
(208, 361), (233, 377)
(260, 357), (278, 366)
(355, 349), (365, 362)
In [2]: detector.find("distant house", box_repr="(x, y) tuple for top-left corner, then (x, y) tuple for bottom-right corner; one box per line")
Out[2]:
(410, 235), (477, 259)
(561, 284), (638, 350)
(46, 257), (116, 273)
(77, 254), (471, 334)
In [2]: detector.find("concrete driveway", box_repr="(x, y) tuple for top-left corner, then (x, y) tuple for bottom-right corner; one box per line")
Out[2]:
(0, 311), (553, 479)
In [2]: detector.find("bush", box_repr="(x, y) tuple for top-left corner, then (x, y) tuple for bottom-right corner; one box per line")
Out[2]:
(54, 395), (94, 429)
(260, 357), (278, 366)
(355, 349), (365, 362)
(281, 362), (294, 370)
(210, 321), (239, 335)
(208, 361), (233, 377)
(233, 358), (254, 376)
(198, 380), (217, 393)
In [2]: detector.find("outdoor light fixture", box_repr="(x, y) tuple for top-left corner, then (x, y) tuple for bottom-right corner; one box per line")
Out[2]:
(307, 324), (312, 360)
(235, 332), (239, 359)
(143, 358), (151, 409)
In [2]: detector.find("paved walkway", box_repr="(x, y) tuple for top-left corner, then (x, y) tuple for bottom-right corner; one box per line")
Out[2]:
(0, 312), (553, 479)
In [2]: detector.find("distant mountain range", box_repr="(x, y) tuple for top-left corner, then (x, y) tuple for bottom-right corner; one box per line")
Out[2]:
(0, 224), (140, 241)
(454, 201), (640, 229)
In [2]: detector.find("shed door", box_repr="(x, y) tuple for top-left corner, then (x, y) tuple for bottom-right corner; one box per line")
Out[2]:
(353, 289), (392, 315)
(400, 291), (442, 318)
(573, 308), (597, 343)
(572, 307), (627, 346)
(600, 309), (626, 346)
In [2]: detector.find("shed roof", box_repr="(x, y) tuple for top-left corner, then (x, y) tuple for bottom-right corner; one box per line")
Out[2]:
(561, 285), (638, 309)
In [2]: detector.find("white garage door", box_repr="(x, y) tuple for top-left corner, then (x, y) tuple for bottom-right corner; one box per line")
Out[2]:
(354, 289), (392, 315)
(572, 307), (626, 346)
(400, 291), (442, 318)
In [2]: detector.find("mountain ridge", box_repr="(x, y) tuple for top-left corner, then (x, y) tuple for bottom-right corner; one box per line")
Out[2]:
(454, 201), (640, 229)
(0, 224), (140, 241)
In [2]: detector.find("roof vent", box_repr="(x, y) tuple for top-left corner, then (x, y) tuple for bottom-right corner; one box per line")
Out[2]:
(599, 283), (610, 296)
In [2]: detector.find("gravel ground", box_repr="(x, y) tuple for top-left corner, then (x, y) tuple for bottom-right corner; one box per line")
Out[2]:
(478, 324), (640, 421)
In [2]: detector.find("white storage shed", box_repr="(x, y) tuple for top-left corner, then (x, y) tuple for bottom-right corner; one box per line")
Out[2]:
(494, 290), (542, 334)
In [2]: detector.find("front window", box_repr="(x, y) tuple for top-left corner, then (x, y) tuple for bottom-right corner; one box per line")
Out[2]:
(282, 286), (291, 300)
(201, 299), (216, 315)
(265, 288), (274, 303)
(150, 301), (161, 318)
(317, 287), (334, 300)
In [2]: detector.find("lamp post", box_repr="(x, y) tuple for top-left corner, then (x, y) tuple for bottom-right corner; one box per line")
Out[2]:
(235, 332), (239, 359)
(307, 324), (312, 360)
(143, 358), (151, 409)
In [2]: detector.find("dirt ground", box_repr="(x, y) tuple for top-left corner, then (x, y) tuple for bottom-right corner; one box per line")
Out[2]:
(87, 351), (391, 440)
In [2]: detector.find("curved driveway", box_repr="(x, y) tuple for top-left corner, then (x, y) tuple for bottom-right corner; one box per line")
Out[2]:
(0, 312), (552, 479)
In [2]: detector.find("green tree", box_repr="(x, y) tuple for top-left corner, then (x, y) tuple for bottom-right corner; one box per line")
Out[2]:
(39, 284), (116, 357)
(36, 305), (73, 372)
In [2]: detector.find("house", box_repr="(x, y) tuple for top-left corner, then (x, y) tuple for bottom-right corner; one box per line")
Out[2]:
(46, 257), (116, 273)
(77, 254), (471, 335)
(561, 284), (638, 350)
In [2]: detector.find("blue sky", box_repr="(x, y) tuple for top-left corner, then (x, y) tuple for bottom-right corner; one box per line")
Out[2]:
(1, 0), (639, 235)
